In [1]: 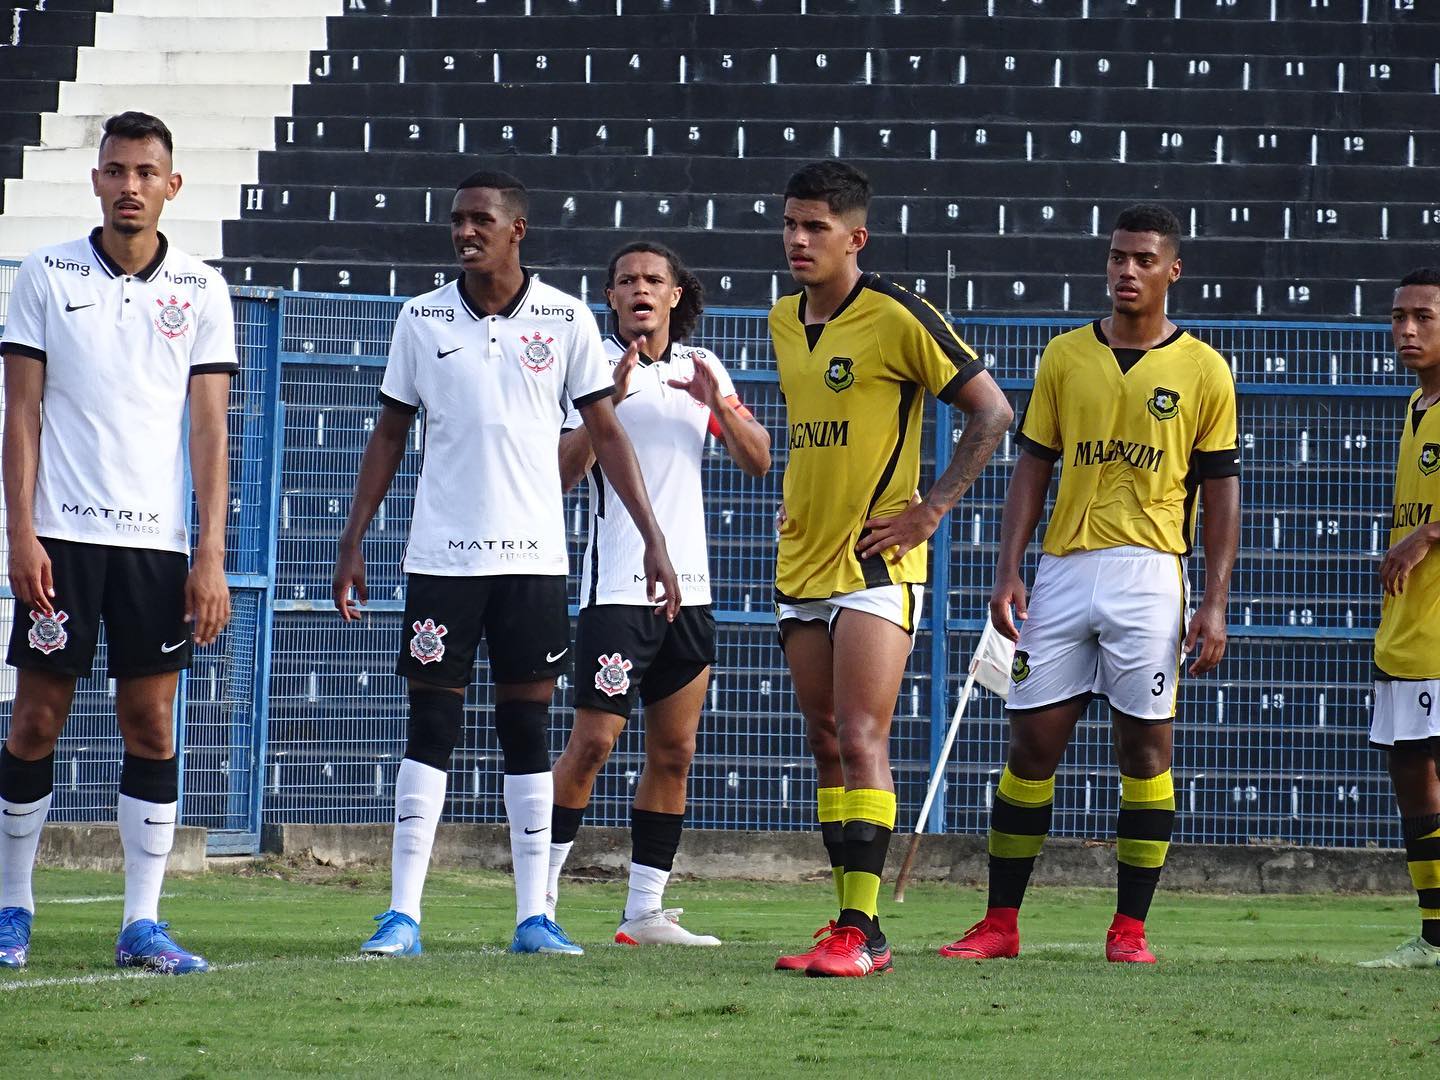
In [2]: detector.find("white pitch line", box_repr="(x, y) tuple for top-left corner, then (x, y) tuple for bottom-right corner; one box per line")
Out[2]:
(43, 893), (174, 906)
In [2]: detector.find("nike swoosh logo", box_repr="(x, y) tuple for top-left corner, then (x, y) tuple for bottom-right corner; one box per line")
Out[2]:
(2, 807), (41, 817)
(523, 826), (548, 835)
(437, 346), (463, 358)
(65, 302), (95, 312)
(160, 641), (186, 653)
(143, 818), (174, 826)
(398, 814), (424, 822)
(545, 649), (568, 663)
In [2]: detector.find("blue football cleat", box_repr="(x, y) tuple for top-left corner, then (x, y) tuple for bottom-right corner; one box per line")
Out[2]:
(115, 919), (209, 975)
(509, 914), (584, 956)
(0, 906), (32, 969)
(360, 910), (422, 957)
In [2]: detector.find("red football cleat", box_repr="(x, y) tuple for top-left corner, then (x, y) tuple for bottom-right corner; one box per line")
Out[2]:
(804, 925), (892, 978)
(1105, 916), (1156, 964)
(938, 916), (1020, 960)
(775, 921), (837, 971)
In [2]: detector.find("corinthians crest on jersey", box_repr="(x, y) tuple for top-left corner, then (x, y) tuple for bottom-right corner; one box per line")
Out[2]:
(153, 295), (192, 339)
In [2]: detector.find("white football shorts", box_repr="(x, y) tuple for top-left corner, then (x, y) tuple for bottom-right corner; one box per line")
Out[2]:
(1369, 678), (1440, 747)
(776, 583), (924, 646)
(1006, 546), (1188, 721)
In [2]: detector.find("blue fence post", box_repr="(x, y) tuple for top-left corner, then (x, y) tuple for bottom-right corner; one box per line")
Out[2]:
(248, 293), (285, 842)
(926, 399), (954, 835)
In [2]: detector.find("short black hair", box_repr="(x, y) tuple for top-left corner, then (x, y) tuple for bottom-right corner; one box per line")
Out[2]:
(455, 169), (528, 218)
(783, 160), (871, 220)
(100, 111), (173, 157)
(1399, 266), (1440, 289)
(606, 241), (705, 343)
(1113, 204), (1182, 257)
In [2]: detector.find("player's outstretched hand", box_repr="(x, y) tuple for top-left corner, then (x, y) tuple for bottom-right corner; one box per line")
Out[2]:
(333, 544), (368, 622)
(1183, 598), (1228, 675)
(666, 354), (722, 408)
(1379, 527), (1435, 597)
(988, 573), (1028, 642)
(613, 335), (644, 401)
(857, 495), (941, 563)
(185, 553), (231, 647)
(643, 540), (682, 622)
(9, 532), (54, 615)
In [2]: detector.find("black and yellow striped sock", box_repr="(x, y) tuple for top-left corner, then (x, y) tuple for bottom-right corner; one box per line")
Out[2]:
(1116, 770), (1177, 923)
(838, 788), (897, 937)
(817, 786), (846, 909)
(1401, 813), (1440, 947)
(987, 767), (1055, 912)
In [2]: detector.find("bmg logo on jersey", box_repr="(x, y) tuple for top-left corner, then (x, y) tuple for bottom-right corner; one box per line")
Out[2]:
(1147, 386), (1181, 421)
(43, 255), (90, 277)
(411, 305), (455, 322)
(1420, 442), (1440, 476)
(529, 303), (575, 322)
(824, 356), (855, 393)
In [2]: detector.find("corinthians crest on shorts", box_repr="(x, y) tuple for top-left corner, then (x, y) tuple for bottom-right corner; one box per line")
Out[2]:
(153, 295), (192, 339)
(520, 331), (556, 372)
(594, 651), (634, 697)
(27, 609), (69, 655)
(409, 618), (448, 664)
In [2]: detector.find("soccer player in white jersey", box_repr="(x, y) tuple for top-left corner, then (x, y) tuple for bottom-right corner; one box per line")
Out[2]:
(546, 243), (771, 946)
(1359, 267), (1440, 969)
(0, 112), (235, 974)
(333, 172), (680, 958)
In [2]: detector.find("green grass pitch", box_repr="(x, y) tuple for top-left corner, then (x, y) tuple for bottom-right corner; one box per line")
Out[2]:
(6, 864), (1437, 1077)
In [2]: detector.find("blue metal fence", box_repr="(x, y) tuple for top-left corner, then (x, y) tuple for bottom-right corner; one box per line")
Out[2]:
(0, 266), (1410, 851)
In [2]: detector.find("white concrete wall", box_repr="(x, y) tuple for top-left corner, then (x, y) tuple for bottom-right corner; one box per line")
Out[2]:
(0, 0), (343, 259)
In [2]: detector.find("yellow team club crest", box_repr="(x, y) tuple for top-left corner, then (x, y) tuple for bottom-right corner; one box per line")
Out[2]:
(1010, 649), (1031, 684)
(824, 356), (855, 392)
(1420, 442), (1440, 476)
(1147, 386), (1181, 421)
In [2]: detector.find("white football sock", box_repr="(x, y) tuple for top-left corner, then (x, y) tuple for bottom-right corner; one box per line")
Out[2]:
(0, 793), (51, 913)
(118, 793), (175, 929)
(624, 862), (670, 922)
(505, 772), (552, 924)
(546, 841), (574, 919)
(390, 758), (447, 921)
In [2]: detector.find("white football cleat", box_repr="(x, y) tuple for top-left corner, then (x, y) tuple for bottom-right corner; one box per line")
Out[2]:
(614, 908), (721, 947)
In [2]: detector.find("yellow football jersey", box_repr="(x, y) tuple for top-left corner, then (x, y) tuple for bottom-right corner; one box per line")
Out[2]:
(1374, 392), (1440, 680)
(771, 273), (985, 600)
(1019, 321), (1239, 557)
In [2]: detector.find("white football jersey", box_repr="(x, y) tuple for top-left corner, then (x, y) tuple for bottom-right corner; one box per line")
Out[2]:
(0, 230), (238, 554)
(381, 272), (612, 576)
(565, 336), (739, 607)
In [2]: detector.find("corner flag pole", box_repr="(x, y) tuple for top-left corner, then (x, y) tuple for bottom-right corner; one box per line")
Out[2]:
(894, 620), (1013, 903)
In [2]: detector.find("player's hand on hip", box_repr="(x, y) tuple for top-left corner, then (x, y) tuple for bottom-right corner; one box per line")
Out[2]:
(857, 496), (941, 563)
(643, 540), (682, 622)
(1183, 598), (1228, 676)
(988, 573), (1028, 642)
(1379, 530), (1432, 597)
(8, 533), (54, 615)
(666, 354), (722, 408)
(613, 335), (644, 401)
(332, 544), (368, 622)
(185, 553), (231, 647)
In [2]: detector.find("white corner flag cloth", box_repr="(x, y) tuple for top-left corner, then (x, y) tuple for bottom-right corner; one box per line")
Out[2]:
(970, 621), (1016, 700)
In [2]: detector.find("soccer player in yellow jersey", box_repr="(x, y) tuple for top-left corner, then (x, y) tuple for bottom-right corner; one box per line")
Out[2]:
(768, 161), (1012, 977)
(940, 205), (1240, 965)
(1359, 268), (1440, 970)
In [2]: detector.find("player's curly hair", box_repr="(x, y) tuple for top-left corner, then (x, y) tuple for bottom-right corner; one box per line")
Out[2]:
(1399, 266), (1440, 289)
(605, 241), (705, 343)
(1113, 204), (1182, 257)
